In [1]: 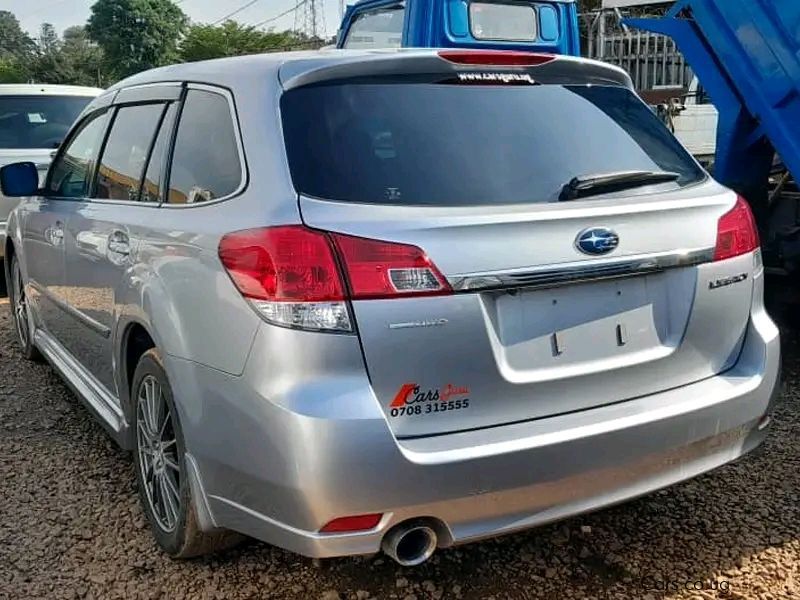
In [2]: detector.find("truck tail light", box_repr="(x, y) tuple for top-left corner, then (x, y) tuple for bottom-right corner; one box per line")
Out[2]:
(219, 226), (451, 332)
(714, 196), (760, 262)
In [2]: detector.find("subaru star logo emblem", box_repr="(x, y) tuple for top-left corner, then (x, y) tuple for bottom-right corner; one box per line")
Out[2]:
(575, 227), (620, 256)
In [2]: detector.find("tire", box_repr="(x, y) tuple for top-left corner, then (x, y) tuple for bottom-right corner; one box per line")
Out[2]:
(0, 258), (7, 298)
(132, 348), (242, 558)
(8, 254), (41, 361)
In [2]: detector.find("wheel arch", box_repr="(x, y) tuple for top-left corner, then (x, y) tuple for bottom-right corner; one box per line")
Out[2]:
(118, 320), (157, 439)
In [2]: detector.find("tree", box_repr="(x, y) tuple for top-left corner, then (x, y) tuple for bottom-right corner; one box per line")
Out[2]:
(0, 11), (37, 82)
(179, 21), (311, 63)
(27, 25), (108, 87)
(61, 26), (108, 86)
(87, 0), (187, 79)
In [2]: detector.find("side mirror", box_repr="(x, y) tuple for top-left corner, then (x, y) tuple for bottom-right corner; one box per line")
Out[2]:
(0, 162), (39, 197)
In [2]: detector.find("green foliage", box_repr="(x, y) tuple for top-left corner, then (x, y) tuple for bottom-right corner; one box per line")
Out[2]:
(0, 10), (37, 82)
(87, 0), (188, 79)
(0, 57), (27, 83)
(179, 21), (313, 63)
(28, 25), (108, 87)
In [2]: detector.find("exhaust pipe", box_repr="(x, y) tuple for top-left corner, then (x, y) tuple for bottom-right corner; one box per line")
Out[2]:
(381, 522), (438, 566)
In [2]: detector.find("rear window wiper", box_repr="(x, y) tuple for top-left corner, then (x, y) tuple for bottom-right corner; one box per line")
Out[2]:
(559, 170), (681, 201)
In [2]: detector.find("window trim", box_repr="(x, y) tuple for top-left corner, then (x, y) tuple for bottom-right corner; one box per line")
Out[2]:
(136, 102), (177, 203)
(88, 100), (172, 206)
(43, 108), (112, 200)
(468, 1), (539, 43)
(160, 82), (248, 209)
(341, 2), (406, 49)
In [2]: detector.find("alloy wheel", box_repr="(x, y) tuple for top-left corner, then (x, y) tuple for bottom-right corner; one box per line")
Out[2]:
(136, 374), (181, 533)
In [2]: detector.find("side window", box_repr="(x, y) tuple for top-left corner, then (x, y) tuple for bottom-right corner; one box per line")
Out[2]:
(141, 103), (179, 203)
(342, 7), (405, 49)
(95, 103), (165, 202)
(167, 89), (242, 204)
(47, 111), (110, 198)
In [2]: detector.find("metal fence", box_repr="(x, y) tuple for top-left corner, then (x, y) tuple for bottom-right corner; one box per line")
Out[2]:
(582, 9), (694, 91)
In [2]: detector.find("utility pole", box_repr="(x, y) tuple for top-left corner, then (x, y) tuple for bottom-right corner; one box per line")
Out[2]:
(294, 0), (327, 44)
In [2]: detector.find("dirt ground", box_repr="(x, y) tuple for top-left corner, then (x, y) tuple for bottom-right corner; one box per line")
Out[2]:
(1, 295), (799, 600)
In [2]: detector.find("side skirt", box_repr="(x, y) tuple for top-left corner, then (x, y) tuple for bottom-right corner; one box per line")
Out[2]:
(33, 328), (131, 449)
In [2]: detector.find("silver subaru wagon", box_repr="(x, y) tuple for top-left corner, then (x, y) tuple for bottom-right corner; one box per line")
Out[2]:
(0, 49), (780, 565)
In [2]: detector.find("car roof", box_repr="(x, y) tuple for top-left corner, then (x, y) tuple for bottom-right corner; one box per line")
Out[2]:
(110, 48), (631, 93)
(0, 83), (103, 97)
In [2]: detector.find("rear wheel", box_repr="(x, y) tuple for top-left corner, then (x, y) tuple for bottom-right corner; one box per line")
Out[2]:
(132, 349), (242, 557)
(8, 254), (41, 361)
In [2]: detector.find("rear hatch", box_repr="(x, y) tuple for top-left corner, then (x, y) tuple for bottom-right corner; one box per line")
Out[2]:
(280, 53), (755, 438)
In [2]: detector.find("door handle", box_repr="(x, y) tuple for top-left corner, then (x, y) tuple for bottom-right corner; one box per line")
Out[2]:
(48, 221), (64, 246)
(107, 231), (131, 256)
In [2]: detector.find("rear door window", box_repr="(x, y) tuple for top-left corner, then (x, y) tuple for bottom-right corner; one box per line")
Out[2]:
(281, 82), (705, 206)
(166, 88), (242, 204)
(141, 103), (179, 203)
(470, 2), (537, 41)
(342, 6), (405, 49)
(94, 103), (166, 201)
(47, 111), (110, 198)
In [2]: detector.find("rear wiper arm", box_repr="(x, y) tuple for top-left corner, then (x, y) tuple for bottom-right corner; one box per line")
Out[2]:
(559, 170), (681, 201)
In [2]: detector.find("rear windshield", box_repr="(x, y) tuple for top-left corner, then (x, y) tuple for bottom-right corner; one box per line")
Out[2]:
(281, 82), (705, 206)
(0, 95), (92, 149)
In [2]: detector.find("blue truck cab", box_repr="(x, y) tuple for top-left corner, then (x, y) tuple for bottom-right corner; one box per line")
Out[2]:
(336, 0), (580, 56)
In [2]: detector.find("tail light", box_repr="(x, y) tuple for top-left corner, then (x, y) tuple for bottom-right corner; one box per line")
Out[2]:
(438, 50), (556, 66)
(714, 196), (760, 262)
(219, 226), (451, 333)
(331, 233), (452, 300)
(218, 226), (350, 332)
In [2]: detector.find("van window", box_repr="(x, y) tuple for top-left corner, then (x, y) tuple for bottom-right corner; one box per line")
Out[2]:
(95, 103), (166, 202)
(281, 82), (705, 206)
(47, 111), (110, 198)
(166, 89), (242, 204)
(342, 6), (404, 49)
(470, 2), (537, 42)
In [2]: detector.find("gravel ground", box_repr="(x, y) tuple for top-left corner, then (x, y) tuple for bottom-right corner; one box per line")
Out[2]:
(1, 295), (800, 600)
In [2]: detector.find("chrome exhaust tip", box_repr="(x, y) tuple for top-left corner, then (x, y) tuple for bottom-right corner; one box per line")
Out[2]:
(381, 522), (438, 567)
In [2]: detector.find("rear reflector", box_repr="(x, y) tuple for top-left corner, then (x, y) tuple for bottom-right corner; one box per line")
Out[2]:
(438, 50), (556, 66)
(714, 196), (760, 262)
(320, 513), (383, 533)
(332, 233), (453, 300)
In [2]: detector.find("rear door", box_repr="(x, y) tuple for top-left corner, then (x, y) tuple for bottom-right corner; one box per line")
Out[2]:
(281, 62), (754, 438)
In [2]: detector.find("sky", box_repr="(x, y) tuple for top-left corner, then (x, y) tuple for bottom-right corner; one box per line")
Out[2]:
(6, 0), (345, 38)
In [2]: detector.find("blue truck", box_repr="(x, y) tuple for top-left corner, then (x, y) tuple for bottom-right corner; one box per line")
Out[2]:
(336, 0), (581, 56)
(627, 0), (800, 273)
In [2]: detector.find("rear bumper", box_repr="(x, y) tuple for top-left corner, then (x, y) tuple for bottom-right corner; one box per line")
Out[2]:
(169, 303), (780, 559)
(0, 221), (6, 258)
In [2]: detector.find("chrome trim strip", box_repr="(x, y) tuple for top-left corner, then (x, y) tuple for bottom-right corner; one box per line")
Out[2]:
(29, 280), (111, 338)
(448, 247), (715, 292)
